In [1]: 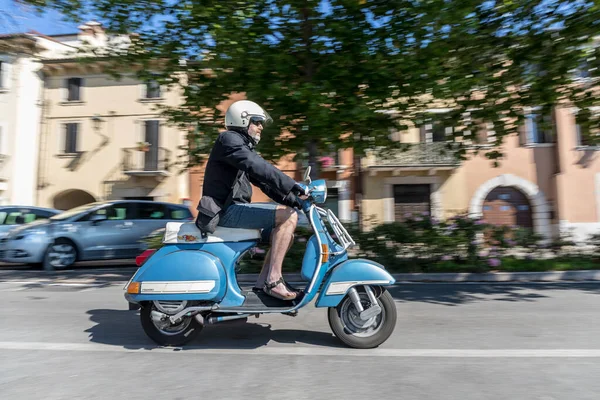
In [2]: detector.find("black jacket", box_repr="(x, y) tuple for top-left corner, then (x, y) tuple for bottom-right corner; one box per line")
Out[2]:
(200, 130), (298, 210)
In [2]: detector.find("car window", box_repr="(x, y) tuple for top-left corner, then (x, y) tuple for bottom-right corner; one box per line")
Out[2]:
(34, 210), (56, 220)
(169, 206), (192, 220)
(138, 203), (167, 219)
(4, 211), (37, 225)
(86, 204), (135, 221)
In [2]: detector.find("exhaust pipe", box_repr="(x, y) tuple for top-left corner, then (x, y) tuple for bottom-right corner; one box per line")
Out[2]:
(168, 305), (218, 324)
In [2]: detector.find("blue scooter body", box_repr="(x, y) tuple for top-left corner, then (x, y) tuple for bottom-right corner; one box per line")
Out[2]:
(125, 179), (395, 311)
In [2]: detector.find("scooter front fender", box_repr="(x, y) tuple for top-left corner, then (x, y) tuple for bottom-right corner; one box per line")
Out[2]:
(125, 246), (227, 303)
(315, 259), (395, 308)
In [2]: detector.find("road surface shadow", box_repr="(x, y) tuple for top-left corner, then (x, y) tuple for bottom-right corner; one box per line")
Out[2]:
(388, 282), (600, 306)
(85, 308), (343, 350)
(0, 266), (137, 285)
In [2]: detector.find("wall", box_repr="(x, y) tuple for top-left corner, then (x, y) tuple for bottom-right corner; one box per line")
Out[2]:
(37, 71), (188, 209)
(0, 52), (43, 206)
(554, 107), (600, 240)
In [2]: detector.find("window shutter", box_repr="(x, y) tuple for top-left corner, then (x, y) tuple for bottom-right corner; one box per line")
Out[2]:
(1, 62), (12, 89)
(67, 78), (81, 101)
(64, 123), (78, 153)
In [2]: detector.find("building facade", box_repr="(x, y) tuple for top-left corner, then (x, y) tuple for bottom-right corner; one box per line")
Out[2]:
(34, 22), (189, 210)
(360, 106), (600, 242)
(0, 33), (71, 206)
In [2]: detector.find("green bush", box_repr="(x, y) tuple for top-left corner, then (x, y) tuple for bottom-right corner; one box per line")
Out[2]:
(138, 215), (600, 274)
(348, 212), (489, 272)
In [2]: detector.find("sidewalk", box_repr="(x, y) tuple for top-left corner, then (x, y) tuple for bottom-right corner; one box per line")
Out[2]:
(1, 267), (600, 284)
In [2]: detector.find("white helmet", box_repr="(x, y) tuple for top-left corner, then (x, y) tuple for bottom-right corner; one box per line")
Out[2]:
(224, 100), (273, 130)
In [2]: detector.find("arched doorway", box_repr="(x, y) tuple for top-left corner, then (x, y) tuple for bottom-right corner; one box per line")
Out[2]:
(469, 174), (551, 239)
(482, 187), (533, 228)
(53, 189), (97, 211)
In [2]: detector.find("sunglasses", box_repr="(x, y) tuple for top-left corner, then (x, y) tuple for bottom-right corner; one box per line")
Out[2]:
(250, 119), (265, 128)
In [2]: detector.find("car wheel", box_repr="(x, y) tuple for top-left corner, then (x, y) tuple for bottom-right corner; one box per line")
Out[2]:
(43, 238), (78, 271)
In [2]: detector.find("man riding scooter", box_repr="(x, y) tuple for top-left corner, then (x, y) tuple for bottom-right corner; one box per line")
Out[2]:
(195, 100), (308, 301)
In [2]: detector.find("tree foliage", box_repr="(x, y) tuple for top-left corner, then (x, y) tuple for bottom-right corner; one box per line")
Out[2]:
(18, 0), (600, 167)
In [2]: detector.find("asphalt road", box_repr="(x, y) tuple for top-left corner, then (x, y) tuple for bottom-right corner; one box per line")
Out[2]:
(1, 269), (599, 400)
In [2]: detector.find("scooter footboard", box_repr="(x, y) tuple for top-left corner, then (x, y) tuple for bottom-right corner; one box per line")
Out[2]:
(315, 259), (395, 308)
(125, 247), (227, 303)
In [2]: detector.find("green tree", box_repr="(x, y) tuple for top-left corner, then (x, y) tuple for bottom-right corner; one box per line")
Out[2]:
(19, 0), (600, 169)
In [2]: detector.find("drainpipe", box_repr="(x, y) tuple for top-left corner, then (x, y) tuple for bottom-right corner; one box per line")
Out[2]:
(35, 62), (48, 207)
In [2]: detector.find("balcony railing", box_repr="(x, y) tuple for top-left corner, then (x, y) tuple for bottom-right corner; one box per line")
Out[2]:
(122, 146), (171, 177)
(365, 142), (460, 169)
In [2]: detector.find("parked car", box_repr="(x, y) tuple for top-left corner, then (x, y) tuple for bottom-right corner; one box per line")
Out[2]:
(0, 200), (193, 269)
(0, 206), (61, 239)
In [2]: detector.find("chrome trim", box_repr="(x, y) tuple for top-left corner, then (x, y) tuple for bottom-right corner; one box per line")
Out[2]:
(140, 280), (216, 294)
(325, 280), (391, 296)
(348, 287), (364, 313)
(306, 205), (323, 294)
(314, 206), (355, 255)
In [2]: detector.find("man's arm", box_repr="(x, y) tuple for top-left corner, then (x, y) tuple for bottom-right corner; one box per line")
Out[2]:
(247, 175), (301, 209)
(220, 131), (297, 196)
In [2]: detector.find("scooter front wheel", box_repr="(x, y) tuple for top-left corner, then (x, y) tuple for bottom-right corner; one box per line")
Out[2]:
(140, 303), (203, 346)
(328, 287), (396, 349)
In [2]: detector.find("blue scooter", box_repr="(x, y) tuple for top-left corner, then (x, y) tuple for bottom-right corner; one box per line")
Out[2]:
(124, 167), (397, 349)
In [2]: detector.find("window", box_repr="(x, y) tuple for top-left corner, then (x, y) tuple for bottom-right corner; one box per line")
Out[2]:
(66, 77), (82, 101)
(146, 80), (161, 99)
(524, 112), (554, 144)
(0, 61), (10, 89)
(0, 209), (40, 225)
(576, 119), (599, 147)
(86, 204), (136, 221)
(138, 203), (166, 219)
(169, 206), (192, 220)
(0, 123), (4, 155)
(63, 123), (79, 154)
(420, 121), (453, 143)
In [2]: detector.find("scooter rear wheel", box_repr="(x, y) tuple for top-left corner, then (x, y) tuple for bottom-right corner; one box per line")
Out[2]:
(140, 304), (203, 346)
(328, 287), (396, 349)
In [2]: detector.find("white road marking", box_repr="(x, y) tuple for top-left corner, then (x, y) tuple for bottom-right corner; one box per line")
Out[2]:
(0, 341), (599, 357)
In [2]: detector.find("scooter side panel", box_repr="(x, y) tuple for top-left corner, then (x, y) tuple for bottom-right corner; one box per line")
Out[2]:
(126, 245), (227, 302)
(314, 259), (395, 307)
(300, 236), (320, 281)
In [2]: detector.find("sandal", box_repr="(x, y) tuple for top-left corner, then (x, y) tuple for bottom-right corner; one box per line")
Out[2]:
(253, 279), (301, 293)
(263, 277), (298, 301)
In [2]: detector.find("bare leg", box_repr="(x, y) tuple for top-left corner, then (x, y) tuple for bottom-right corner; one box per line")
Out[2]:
(255, 249), (271, 288)
(259, 206), (298, 299)
(255, 233), (295, 289)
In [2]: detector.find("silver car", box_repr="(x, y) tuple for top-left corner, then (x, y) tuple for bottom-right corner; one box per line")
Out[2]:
(0, 206), (61, 239)
(0, 200), (193, 269)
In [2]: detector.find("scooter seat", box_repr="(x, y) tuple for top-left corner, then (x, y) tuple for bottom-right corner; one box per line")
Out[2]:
(163, 222), (262, 244)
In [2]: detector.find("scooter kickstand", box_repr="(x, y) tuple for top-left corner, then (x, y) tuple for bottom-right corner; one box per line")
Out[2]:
(283, 310), (298, 317)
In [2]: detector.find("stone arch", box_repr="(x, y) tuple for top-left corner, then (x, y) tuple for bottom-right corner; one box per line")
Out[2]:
(469, 174), (551, 239)
(52, 189), (97, 211)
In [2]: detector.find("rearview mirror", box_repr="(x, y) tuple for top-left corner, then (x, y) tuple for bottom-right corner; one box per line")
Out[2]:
(304, 166), (312, 184)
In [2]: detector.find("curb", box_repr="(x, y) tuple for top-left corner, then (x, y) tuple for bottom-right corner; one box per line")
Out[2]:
(236, 270), (600, 284)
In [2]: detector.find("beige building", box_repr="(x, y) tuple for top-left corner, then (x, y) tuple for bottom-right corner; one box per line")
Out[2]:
(36, 23), (189, 210)
(361, 106), (600, 242)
